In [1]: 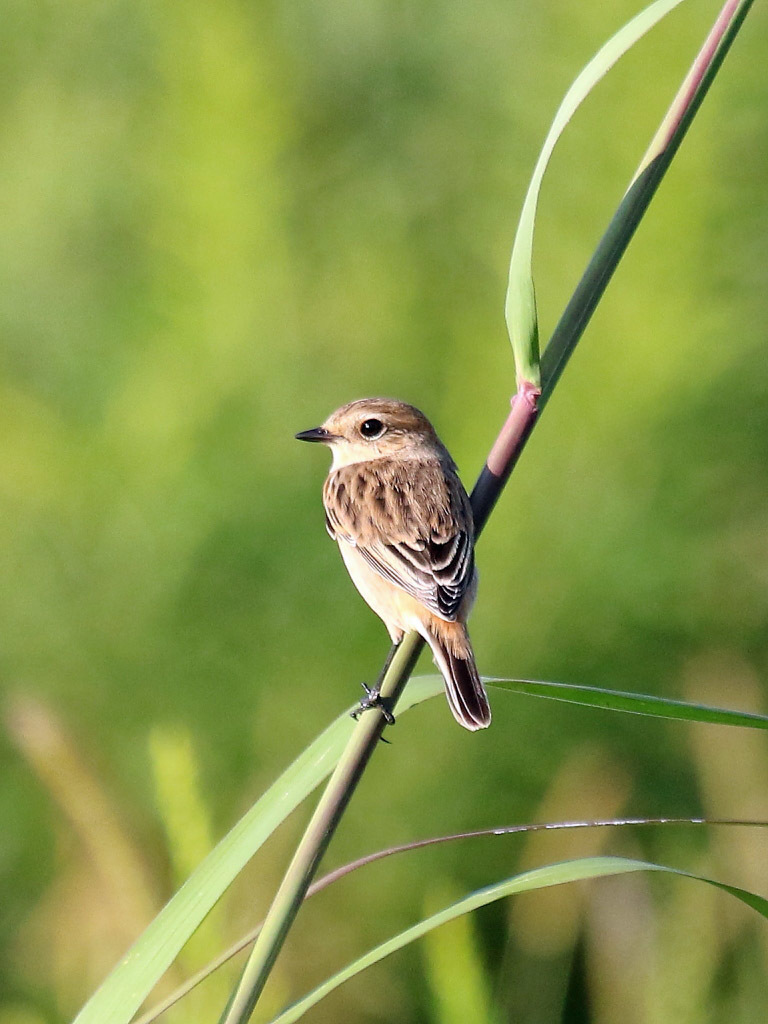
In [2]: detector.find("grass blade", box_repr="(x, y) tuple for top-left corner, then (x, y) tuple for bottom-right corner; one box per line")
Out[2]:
(135, 817), (767, 1024)
(73, 677), (443, 1024)
(505, 0), (687, 384)
(268, 856), (768, 1023)
(539, 0), (755, 401)
(482, 677), (768, 729)
(80, 667), (763, 1024)
(218, 5), (756, 1017)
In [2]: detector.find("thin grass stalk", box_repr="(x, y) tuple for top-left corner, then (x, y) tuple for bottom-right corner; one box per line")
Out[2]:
(539, 0), (754, 404)
(220, 4), (753, 1020)
(219, 633), (423, 1024)
(139, 818), (767, 1024)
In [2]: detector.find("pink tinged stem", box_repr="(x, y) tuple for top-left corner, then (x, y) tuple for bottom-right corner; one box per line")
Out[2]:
(636, 0), (751, 175)
(217, 3), (754, 1020)
(471, 380), (541, 535)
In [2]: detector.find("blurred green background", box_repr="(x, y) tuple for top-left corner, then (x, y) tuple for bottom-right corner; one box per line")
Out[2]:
(1, 1), (767, 1022)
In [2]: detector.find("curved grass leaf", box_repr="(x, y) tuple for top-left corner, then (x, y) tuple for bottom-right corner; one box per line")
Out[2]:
(537, 0), (754, 404)
(505, 0), (687, 384)
(135, 817), (767, 1024)
(73, 677), (444, 1024)
(268, 856), (768, 1024)
(78, 668), (764, 1024)
(483, 676), (768, 729)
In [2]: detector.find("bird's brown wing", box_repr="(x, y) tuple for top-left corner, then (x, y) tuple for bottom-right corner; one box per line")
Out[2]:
(323, 458), (475, 621)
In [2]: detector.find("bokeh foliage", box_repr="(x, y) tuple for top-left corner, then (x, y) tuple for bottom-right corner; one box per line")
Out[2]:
(1, 1), (767, 1022)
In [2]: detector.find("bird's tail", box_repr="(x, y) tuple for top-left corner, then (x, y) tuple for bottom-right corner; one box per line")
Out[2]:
(425, 623), (491, 731)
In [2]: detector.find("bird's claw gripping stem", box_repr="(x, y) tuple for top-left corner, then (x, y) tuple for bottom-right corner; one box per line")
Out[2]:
(351, 682), (396, 726)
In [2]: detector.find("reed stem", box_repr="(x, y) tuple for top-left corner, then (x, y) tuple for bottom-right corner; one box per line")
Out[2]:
(220, 3), (753, 1019)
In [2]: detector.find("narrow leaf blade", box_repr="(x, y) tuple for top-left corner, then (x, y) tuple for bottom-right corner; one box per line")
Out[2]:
(73, 677), (443, 1024)
(483, 677), (768, 729)
(269, 856), (767, 1023)
(505, 0), (687, 384)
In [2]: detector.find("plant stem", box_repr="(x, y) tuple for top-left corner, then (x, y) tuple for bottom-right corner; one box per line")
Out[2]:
(220, 3), (753, 1019)
(139, 818), (766, 1024)
(222, 373), (538, 1024)
(541, 0), (754, 404)
(220, 633), (423, 1024)
(470, 380), (540, 533)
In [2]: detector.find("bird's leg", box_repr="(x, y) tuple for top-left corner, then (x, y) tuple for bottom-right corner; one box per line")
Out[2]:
(352, 682), (396, 726)
(350, 641), (400, 725)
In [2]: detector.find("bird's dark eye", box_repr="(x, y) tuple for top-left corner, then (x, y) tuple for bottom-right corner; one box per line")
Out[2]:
(359, 418), (385, 439)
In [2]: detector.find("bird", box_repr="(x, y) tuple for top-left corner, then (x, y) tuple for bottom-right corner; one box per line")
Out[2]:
(296, 397), (491, 731)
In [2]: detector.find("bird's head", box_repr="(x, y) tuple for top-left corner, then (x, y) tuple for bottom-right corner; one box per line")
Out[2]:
(296, 398), (445, 468)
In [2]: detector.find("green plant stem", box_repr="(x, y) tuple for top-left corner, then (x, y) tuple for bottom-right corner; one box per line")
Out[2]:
(220, 3), (753, 1020)
(220, 633), (423, 1024)
(139, 817), (767, 1024)
(221, 379), (538, 1024)
(540, 0), (754, 403)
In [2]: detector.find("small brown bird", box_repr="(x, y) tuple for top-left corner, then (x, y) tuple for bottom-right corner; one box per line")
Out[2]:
(296, 397), (491, 731)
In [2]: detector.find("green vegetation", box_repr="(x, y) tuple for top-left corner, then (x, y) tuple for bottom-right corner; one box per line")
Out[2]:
(1, 2), (766, 1022)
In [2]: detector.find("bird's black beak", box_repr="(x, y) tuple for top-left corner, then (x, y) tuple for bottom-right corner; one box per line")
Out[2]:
(295, 426), (334, 443)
